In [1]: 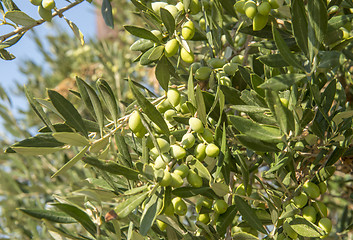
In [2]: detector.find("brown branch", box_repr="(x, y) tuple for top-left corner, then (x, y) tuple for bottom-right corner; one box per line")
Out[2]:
(0, 0), (84, 43)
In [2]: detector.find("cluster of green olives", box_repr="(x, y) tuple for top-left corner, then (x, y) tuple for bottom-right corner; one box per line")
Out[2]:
(234, 0), (280, 31)
(279, 181), (332, 239)
(191, 56), (243, 87)
(30, 0), (55, 22)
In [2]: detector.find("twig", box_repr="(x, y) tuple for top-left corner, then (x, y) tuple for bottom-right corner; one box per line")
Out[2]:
(0, 0), (84, 43)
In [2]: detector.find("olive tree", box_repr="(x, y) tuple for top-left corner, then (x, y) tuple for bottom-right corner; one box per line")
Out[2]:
(2, 0), (353, 239)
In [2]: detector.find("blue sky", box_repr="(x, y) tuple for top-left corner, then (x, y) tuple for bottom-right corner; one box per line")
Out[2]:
(0, 0), (96, 112)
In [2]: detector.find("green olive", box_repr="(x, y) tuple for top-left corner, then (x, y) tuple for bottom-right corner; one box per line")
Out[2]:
(128, 110), (144, 133)
(176, 2), (184, 12)
(197, 213), (210, 224)
(189, 117), (204, 133)
(190, 62), (201, 73)
(195, 197), (213, 213)
(164, 109), (177, 124)
(293, 192), (308, 208)
(30, 0), (42, 6)
(170, 172), (184, 188)
(302, 206), (317, 223)
(244, 1), (257, 19)
(165, 39), (179, 57)
(164, 4), (179, 18)
(318, 182), (327, 194)
(230, 55), (244, 64)
(257, 1), (271, 16)
(253, 13), (268, 31)
(149, 147), (159, 160)
(189, 0), (201, 15)
(38, 6), (52, 22)
(205, 143), (220, 157)
(160, 170), (172, 186)
(223, 62), (238, 76)
(174, 164), (189, 178)
(156, 138), (171, 153)
(199, 18), (206, 31)
(213, 199), (228, 214)
(195, 66), (212, 81)
(157, 99), (173, 113)
(135, 127), (147, 138)
(181, 133), (196, 149)
(207, 58), (226, 69)
(234, 0), (246, 14)
(154, 154), (171, 169)
(219, 76), (232, 87)
(42, 0), (55, 10)
(268, 0), (280, 9)
(187, 169), (203, 187)
(313, 201), (328, 218)
(167, 88), (181, 107)
(194, 143), (206, 161)
(156, 219), (167, 231)
(318, 218), (332, 234)
(163, 202), (175, 215)
(170, 145), (187, 159)
(151, 2), (168, 15)
(280, 97), (289, 108)
(303, 181), (321, 199)
(182, 20), (195, 40)
(180, 48), (194, 63)
(172, 197), (187, 216)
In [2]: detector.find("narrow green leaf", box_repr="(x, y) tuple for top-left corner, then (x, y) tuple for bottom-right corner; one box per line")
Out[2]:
(160, 8), (175, 34)
(312, 165), (337, 183)
(65, 19), (84, 46)
(51, 145), (89, 178)
(290, 216), (325, 237)
(97, 79), (119, 124)
(48, 90), (88, 137)
(130, 39), (154, 51)
(251, 74), (265, 97)
(195, 85), (207, 125)
(0, 33), (23, 50)
(155, 56), (170, 91)
(327, 14), (353, 30)
(19, 209), (76, 224)
(148, 45), (164, 61)
(259, 73), (306, 91)
(83, 157), (139, 180)
(114, 191), (149, 218)
(233, 196), (267, 234)
(5, 10), (36, 26)
(101, 0), (114, 28)
(172, 187), (218, 199)
(52, 132), (89, 146)
(291, 0), (308, 56)
(128, 78), (169, 135)
(124, 25), (160, 42)
(219, 85), (245, 105)
(272, 24), (305, 71)
(0, 48), (15, 60)
(216, 205), (238, 236)
(231, 105), (269, 113)
(236, 134), (280, 152)
(230, 232), (258, 240)
(51, 203), (96, 238)
(229, 116), (282, 143)
(115, 132), (133, 167)
(43, 219), (88, 240)
(188, 157), (211, 181)
(140, 189), (163, 236)
(187, 65), (196, 107)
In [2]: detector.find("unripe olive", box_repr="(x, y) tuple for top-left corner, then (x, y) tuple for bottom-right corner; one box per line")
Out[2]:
(42, 0), (55, 10)
(156, 219), (167, 231)
(187, 169), (203, 188)
(318, 218), (332, 234)
(151, 30), (163, 41)
(129, 110), (144, 133)
(38, 6), (52, 22)
(280, 97), (289, 108)
(283, 220), (298, 239)
(195, 66), (212, 81)
(303, 181), (321, 199)
(149, 147), (159, 160)
(176, 2), (184, 12)
(207, 58), (226, 69)
(30, 0), (42, 6)
(190, 62), (201, 73)
(151, 2), (168, 15)
(181, 133), (196, 149)
(194, 143), (206, 161)
(182, 20), (195, 40)
(223, 62), (238, 76)
(196, 197), (213, 213)
(174, 164), (189, 178)
(219, 76), (232, 87)
(197, 213), (210, 224)
(257, 1), (271, 16)
(268, 0), (280, 9)
(200, 128), (214, 143)
(234, 0), (246, 14)
(318, 182), (327, 194)
(154, 154), (171, 169)
(199, 18), (206, 31)
(170, 145), (187, 159)
(163, 202), (175, 215)
(170, 172), (184, 188)
(164, 4), (179, 18)
(157, 99), (173, 113)
(164, 109), (177, 124)
(244, 1), (257, 19)
(160, 170), (172, 186)
(156, 138), (170, 153)
(213, 199), (228, 214)
(302, 206), (317, 223)
(253, 13), (268, 31)
(167, 88), (181, 107)
(231, 55), (244, 64)
(205, 143), (220, 157)
(313, 201), (328, 218)
(293, 192), (308, 208)
(189, 117), (204, 133)
(165, 39), (179, 57)
(172, 197), (187, 216)
(135, 127), (147, 138)
(189, 0), (201, 15)
(180, 48), (194, 63)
